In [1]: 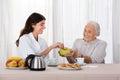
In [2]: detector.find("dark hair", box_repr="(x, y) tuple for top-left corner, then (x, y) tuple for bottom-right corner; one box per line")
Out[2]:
(16, 12), (46, 46)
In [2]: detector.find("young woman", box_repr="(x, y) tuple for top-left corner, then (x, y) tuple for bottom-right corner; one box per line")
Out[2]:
(16, 12), (64, 59)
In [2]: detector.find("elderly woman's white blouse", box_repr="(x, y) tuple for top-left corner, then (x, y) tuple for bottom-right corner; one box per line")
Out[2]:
(18, 33), (48, 59)
(72, 38), (107, 63)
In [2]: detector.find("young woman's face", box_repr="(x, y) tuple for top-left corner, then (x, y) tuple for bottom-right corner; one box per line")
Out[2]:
(83, 23), (96, 42)
(32, 20), (46, 34)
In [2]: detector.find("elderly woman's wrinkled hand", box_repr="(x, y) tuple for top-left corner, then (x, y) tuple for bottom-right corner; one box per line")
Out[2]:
(73, 51), (83, 58)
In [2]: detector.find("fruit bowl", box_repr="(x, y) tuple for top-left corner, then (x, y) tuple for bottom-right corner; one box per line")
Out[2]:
(59, 48), (72, 56)
(6, 56), (26, 68)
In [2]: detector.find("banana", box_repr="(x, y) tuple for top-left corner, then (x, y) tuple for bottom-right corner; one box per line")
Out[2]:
(7, 60), (17, 67)
(6, 56), (25, 67)
(7, 56), (22, 62)
(18, 59), (25, 67)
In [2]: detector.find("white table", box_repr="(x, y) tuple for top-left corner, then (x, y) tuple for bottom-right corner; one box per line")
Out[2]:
(0, 64), (120, 80)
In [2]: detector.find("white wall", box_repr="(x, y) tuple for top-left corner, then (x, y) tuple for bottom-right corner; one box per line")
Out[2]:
(53, 0), (113, 63)
(113, 0), (120, 63)
(0, 0), (53, 62)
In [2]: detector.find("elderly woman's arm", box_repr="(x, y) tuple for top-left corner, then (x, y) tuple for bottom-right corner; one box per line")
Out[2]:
(90, 41), (107, 63)
(73, 51), (92, 63)
(82, 55), (92, 63)
(77, 41), (107, 63)
(66, 56), (76, 63)
(65, 51), (92, 63)
(62, 51), (76, 63)
(65, 52), (92, 63)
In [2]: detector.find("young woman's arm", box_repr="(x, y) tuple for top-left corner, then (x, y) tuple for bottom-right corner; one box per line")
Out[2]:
(40, 42), (64, 58)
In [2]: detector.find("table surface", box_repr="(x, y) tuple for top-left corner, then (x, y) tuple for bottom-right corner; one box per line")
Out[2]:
(1, 63), (120, 80)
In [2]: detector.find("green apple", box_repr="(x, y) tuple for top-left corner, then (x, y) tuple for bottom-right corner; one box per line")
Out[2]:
(59, 48), (72, 56)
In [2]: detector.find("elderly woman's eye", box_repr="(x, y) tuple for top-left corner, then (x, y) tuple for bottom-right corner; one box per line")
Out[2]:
(84, 30), (87, 32)
(88, 31), (92, 33)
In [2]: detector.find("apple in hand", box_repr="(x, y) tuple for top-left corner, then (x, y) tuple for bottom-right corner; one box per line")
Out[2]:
(59, 48), (72, 56)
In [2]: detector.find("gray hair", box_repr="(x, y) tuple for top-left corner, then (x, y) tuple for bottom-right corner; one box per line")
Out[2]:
(87, 21), (100, 36)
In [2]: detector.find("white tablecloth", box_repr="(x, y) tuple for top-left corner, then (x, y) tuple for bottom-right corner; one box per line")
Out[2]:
(0, 63), (120, 80)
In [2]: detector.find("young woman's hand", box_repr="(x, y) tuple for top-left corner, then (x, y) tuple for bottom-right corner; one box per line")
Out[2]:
(51, 42), (64, 49)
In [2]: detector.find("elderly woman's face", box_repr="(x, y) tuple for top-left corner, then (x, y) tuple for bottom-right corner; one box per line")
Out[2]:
(83, 23), (96, 42)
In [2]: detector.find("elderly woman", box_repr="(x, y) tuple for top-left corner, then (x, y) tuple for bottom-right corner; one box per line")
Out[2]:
(64, 21), (107, 63)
